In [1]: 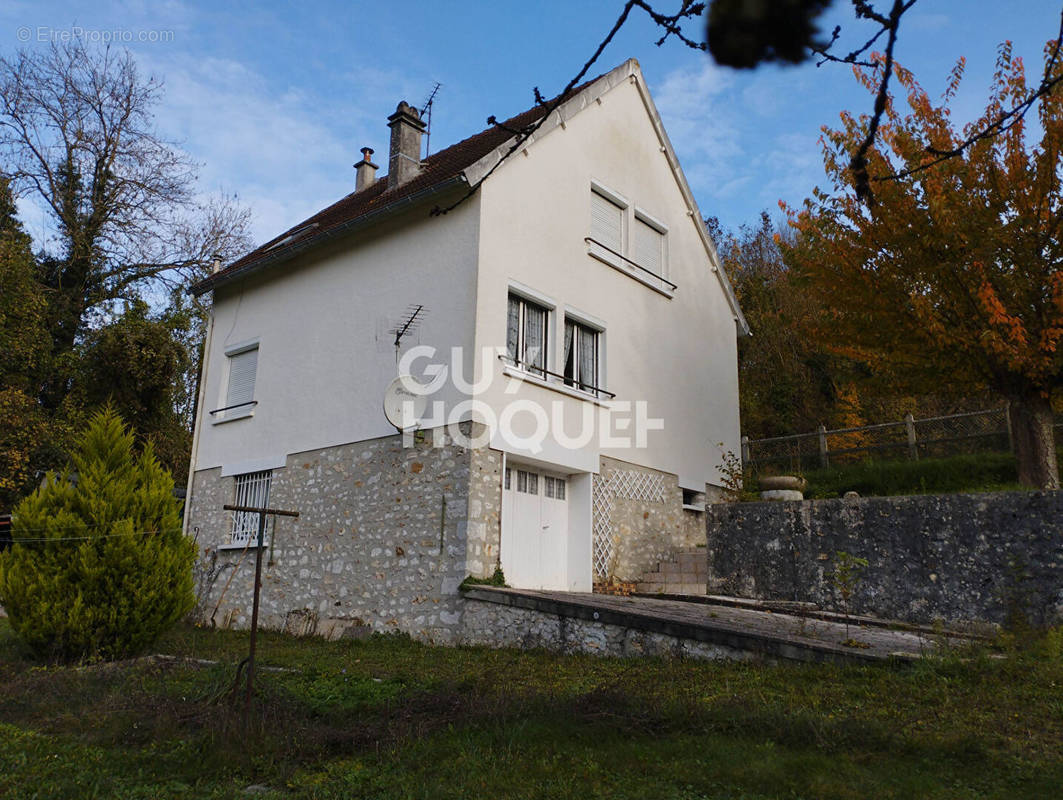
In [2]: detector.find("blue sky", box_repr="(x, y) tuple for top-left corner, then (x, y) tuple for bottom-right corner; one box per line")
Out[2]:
(3, 1), (1060, 248)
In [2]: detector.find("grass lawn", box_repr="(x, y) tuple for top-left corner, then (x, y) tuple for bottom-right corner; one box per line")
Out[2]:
(2, 618), (1062, 799)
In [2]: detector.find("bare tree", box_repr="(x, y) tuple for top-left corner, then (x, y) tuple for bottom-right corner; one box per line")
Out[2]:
(0, 39), (251, 396)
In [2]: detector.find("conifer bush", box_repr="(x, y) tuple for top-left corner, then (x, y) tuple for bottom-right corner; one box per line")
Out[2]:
(0, 409), (195, 660)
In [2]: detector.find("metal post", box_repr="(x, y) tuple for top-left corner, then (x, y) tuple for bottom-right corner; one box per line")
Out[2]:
(223, 503), (300, 735)
(818, 425), (829, 469)
(741, 435), (751, 466)
(244, 509), (267, 730)
(1004, 403), (1014, 454)
(905, 413), (918, 461)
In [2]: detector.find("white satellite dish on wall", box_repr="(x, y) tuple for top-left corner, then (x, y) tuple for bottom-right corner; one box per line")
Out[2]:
(383, 375), (428, 431)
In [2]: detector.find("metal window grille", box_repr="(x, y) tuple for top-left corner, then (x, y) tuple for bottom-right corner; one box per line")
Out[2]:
(231, 470), (272, 545)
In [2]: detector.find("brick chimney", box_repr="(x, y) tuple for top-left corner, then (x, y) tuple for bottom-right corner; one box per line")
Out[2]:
(387, 101), (426, 189)
(354, 146), (378, 192)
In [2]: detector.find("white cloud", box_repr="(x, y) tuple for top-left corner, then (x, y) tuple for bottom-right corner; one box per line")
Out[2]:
(652, 61), (744, 203)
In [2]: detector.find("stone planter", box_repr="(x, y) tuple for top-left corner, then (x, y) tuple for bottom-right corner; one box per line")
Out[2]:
(758, 475), (806, 501)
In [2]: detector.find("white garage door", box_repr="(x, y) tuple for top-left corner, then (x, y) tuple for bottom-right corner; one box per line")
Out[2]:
(500, 466), (569, 590)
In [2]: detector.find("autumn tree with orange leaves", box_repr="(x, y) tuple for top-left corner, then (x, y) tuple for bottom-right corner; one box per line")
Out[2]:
(784, 42), (1063, 489)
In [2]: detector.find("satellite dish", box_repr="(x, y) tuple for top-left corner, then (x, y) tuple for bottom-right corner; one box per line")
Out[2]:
(383, 375), (428, 430)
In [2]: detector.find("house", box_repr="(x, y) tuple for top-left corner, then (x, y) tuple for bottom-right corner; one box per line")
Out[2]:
(184, 59), (747, 642)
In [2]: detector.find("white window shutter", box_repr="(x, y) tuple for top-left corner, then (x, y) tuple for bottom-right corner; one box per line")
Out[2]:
(226, 348), (258, 408)
(591, 192), (623, 252)
(633, 218), (664, 275)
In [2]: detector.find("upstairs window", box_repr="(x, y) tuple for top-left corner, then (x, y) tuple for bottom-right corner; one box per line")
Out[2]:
(507, 294), (548, 377)
(633, 215), (665, 277)
(563, 318), (600, 396)
(590, 189), (624, 253)
(225, 344), (258, 412)
(587, 183), (674, 296)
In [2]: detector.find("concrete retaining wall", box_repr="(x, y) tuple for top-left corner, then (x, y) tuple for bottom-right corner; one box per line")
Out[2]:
(460, 590), (750, 661)
(706, 491), (1063, 626)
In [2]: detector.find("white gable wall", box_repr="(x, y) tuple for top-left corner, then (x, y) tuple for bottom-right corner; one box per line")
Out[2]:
(471, 69), (741, 490)
(193, 197), (481, 473)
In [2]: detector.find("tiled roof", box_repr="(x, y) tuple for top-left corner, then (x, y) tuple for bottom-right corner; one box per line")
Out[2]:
(191, 82), (595, 296)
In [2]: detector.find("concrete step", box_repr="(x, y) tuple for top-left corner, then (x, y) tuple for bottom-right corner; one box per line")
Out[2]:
(637, 545), (708, 596)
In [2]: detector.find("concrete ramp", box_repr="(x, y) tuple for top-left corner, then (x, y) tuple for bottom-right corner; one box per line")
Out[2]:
(462, 587), (970, 664)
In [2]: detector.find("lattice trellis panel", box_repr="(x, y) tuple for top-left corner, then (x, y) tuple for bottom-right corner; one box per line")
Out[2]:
(592, 469), (666, 582)
(608, 469), (665, 503)
(592, 474), (615, 582)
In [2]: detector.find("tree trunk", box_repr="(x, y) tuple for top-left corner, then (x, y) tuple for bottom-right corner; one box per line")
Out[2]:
(1008, 394), (1060, 490)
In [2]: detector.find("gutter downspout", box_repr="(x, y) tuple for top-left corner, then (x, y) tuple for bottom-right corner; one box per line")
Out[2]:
(182, 301), (216, 537)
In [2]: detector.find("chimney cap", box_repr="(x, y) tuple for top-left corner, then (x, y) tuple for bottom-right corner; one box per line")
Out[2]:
(388, 100), (426, 131)
(354, 146), (378, 168)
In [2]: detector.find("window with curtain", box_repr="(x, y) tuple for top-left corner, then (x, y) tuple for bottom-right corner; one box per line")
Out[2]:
(506, 294), (548, 376)
(563, 318), (599, 395)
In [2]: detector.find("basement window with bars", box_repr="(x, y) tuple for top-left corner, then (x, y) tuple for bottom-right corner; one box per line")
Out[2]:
(230, 470), (272, 546)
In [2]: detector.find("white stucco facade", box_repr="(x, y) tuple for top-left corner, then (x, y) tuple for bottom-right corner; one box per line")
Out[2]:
(469, 65), (741, 492)
(193, 196), (482, 474)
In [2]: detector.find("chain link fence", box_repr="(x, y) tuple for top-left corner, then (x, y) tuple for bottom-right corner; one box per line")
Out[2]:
(744, 407), (1063, 474)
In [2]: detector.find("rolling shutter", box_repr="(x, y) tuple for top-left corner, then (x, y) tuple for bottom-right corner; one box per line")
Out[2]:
(633, 217), (664, 275)
(226, 347), (258, 408)
(591, 191), (623, 252)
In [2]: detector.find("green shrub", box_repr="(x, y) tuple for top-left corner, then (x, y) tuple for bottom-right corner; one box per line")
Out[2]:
(0, 409), (195, 661)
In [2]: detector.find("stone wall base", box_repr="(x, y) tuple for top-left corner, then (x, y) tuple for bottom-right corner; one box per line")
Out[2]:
(460, 596), (751, 661)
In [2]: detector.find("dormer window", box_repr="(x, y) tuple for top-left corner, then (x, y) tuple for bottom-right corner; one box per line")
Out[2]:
(265, 223), (319, 251)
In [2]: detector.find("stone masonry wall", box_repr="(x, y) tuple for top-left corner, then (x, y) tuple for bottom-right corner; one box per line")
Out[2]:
(461, 597), (749, 661)
(706, 491), (1063, 626)
(189, 425), (495, 644)
(465, 444), (503, 578)
(595, 456), (706, 584)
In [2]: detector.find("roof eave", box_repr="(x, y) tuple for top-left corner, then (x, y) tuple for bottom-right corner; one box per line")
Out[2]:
(190, 175), (468, 297)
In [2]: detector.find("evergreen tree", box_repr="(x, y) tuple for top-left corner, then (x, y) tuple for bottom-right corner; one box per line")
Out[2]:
(0, 409), (195, 661)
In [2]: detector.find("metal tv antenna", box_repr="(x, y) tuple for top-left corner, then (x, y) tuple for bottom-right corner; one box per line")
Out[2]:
(420, 82), (442, 157)
(389, 304), (427, 349)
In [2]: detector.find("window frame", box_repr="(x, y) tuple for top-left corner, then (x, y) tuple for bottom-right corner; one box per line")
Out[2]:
(224, 469), (273, 548)
(506, 291), (551, 378)
(586, 180), (675, 298)
(563, 316), (603, 398)
(213, 340), (260, 424)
